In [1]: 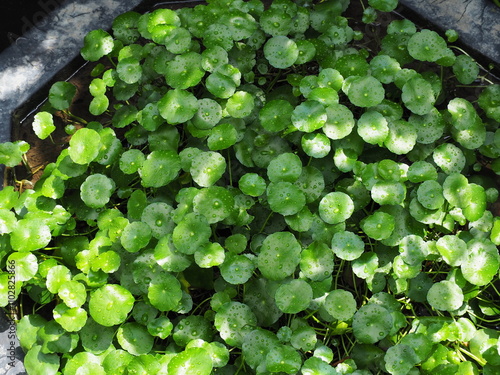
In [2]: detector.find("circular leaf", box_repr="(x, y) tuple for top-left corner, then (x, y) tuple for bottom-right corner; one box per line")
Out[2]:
(148, 273), (182, 312)
(318, 192), (354, 224)
(193, 186), (235, 224)
(158, 89), (199, 125)
(267, 181), (306, 216)
(226, 91), (255, 118)
(275, 279), (313, 314)
(402, 77), (435, 115)
(33, 112), (56, 140)
(139, 150), (181, 188)
(168, 347), (213, 375)
(239, 173), (266, 197)
(257, 232), (301, 281)
(361, 211), (395, 240)
(68, 128), (101, 165)
(117, 322), (154, 356)
(190, 151), (226, 187)
(357, 110), (389, 145)
(427, 280), (464, 311)
(264, 35), (299, 69)
(331, 231), (364, 261)
(417, 180), (444, 210)
(89, 285), (134, 327)
(292, 100), (327, 133)
(324, 289), (357, 321)
(10, 219), (51, 252)
(121, 221), (152, 252)
(347, 76), (385, 107)
(81, 29), (114, 61)
(353, 304), (393, 344)
(80, 174), (116, 208)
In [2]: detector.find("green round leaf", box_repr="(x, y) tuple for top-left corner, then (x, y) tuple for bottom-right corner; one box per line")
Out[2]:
(7, 252), (38, 282)
(436, 235), (467, 267)
(33, 112), (56, 140)
(292, 100), (327, 133)
(402, 77), (435, 115)
(267, 152), (302, 183)
(357, 110), (389, 145)
(433, 143), (465, 174)
(214, 301), (257, 347)
(361, 211), (395, 241)
(89, 285), (134, 327)
(173, 213), (211, 254)
(347, 76), (385, 107)
(453, 55), (479, 84)
(353, 304), (393, 344)
(139, 150), (181, 188)
(24, 345), (60, 375)
(194, 242), (225, 268)
(220, 253), (255, 285)
(58, 280), (86, 308)
(80, 317), (115, 354)
(53, 304), (87, 332)
(168, 347), (213, 375)
(68, 128), (101, 165)
(478, 84), (500, 122)
(49, 81), (76, 110)
(267, 181), (306, 216)
(427, 280), (464, 311)
(192, 98), (223, 130)
(190, 151), (226, 187)
(257, 232), (301, 281)
(226, 91), (255, 118)
(318, 192), (354, 225)
(331, 231), (364, 261)
(384, 120), (417, 154)
(239, 173), (266, 197)
(81, 29), (114, 62)
(148, 273), (182, 312)
(275, 279), (313, 314)
(264, 35), (299, 69)
(141, 202), (174, 239)
(384, 344), (420, 375)
(259, 99), (294, 133)
(166, 52), (204, 89)
(242, 328), (280, 370)
(322, 103), (355, 140)
(121, 221), (152, 252)
(417, 180), (444, 210)
(301, 132), (331, 158)
(158, 89), (199, 125)
(369, 0), (398, 11)
(407, 29), (449, 62)
(300, 241), (334, 282)
(119, 149), (145, 174)
(208, 123), (238, 151)
(117, 322), (154, 356)
(324, 289), (357, 321)
(10, 219), (51, 252)
(266, 345), (302, 374)
(80, 174), (116, 208)
(461, 239), (500, 286)
(193, 186), (235, 224)
(117, 57), (142, 84)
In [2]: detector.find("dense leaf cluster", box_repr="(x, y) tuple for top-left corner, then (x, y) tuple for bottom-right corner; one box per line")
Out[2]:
(1, 0), (500, 374)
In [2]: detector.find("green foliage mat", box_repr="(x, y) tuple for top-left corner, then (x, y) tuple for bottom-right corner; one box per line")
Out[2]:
(1, 0), (500, 373)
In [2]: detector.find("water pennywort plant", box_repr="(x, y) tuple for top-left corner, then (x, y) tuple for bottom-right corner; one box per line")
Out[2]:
(1, 0), (500, 373)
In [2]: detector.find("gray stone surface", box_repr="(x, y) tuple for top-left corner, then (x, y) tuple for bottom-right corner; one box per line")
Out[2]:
(400, 0), (500, 64)
(0, 0), (144, 144)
